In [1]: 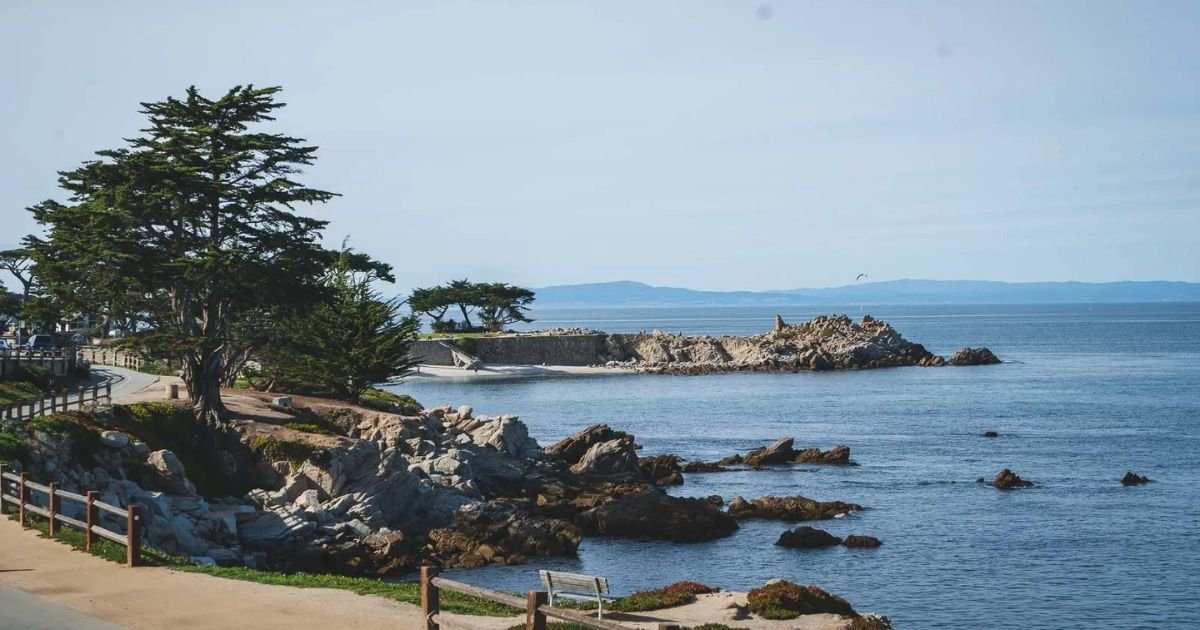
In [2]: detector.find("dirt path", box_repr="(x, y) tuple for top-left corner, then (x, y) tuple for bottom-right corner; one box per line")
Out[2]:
(0, 517), (521, 630)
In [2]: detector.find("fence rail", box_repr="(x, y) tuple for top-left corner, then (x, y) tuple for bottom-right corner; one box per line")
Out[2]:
(79, 348), (146, 372)
(0, 466), (143, 567)
(418, 567), (680, 630)
(1, 383), (112, 423)
(0, 350), (73, 379)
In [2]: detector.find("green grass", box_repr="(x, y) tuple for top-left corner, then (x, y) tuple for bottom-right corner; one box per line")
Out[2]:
(176, 565), (523, 617)
(249, 434), (318, 467)
(358, 387), (422, 414)
(2, 504), (176, 566)
(0, 380), (44, 405)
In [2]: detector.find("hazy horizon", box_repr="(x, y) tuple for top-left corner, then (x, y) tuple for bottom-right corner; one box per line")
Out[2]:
(3, 1), (1198, 291)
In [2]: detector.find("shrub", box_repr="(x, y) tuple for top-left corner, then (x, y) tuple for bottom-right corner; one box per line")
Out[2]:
(611, 581), (718, 613)
(26, 412), (103, 465)
(746, 581), (855, 620)
(17, 364), (54, 391)
(0, 431), (27, 464)
(249, 435), (317, 467)
(359, 388), (423, 414)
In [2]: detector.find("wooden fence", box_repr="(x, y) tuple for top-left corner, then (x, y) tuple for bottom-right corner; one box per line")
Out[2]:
(1, 383), (112, 422)
(419, 567), (681, 630)
(80, 347), (146, 372)
(0, 350), (73, 378)
(0, 465), (144, 567)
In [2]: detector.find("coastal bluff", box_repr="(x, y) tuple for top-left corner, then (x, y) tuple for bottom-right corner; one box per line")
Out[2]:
(413, 314), (1000, 373)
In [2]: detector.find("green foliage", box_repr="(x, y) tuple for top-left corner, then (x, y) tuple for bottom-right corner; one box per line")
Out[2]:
(358, 388), (423, 414)
(0, 380), (43, 405)
(259, 248), (418, 401)
(746, 581), (855, 620)
(175, 565), (522, 617)
(410, 280), (535, 333)
(249, 435), (317, 467)
(15, 364), (54, 391)
(25, 85), (342, 424)
(610, 581), (718, 612)
(26, 412), (103, 466)
(274, 405), (346, 436)
(0, 431), (27, 463)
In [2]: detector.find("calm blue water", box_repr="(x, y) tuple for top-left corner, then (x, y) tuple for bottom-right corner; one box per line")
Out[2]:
(385, 304), (1200, 629)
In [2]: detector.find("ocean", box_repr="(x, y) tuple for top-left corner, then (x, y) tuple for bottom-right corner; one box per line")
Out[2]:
(384, 303), (1200, 629)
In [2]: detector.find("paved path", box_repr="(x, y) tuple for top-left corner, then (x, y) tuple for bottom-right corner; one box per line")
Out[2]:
(0, 583), (120, 630)
(90, 366), (162, 404)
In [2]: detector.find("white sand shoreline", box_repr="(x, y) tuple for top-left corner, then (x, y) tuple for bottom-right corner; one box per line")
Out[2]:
(403, 364), (637, 380)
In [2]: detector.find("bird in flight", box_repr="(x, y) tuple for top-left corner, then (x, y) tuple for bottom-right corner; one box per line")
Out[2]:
(856, 273), (868, 281)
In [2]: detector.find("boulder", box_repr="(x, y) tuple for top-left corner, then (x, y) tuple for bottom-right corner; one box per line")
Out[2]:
(727, 495), (862, 521)
(843, 534), (882, 548)
(993, 468), (1034, 489)
(1121, 471), (1150, 486)
(793, 445), (852, 465)
(949, 347), (1001, 366)
(99, 431), (130, 449)
(575, 490), (738, 542)
(547, 424), (635, 465)
(570, 439), (641, 479)
(743, 437), (797, 466)
(467, 415), (540, 459)
(146, 449), (195, 495)
(776, 526), (843, 548)
(361, 530), (419, 574)
(638, 454), (684, 486)
(983, 431), (999, 438)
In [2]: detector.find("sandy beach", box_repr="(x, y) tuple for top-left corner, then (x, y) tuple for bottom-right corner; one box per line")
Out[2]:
(405, 364), (636, 380)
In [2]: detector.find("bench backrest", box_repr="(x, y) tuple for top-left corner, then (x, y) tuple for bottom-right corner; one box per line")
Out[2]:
(539, 570), (609, 595)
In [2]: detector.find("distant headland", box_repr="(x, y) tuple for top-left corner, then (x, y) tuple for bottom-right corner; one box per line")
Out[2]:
(531, 279), (1200, 308)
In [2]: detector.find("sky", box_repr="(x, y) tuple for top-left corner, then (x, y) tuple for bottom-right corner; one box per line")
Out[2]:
(1, 1), (1198, 292)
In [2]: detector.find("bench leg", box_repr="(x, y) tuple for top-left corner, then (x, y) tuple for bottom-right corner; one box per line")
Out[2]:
(598, 596), (603, 619)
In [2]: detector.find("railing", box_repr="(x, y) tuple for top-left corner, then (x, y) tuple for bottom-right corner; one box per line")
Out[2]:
(0, 464), (144, 567)
(1, 383), (112, 422)
(0, 350), (73, 379)
(80, 348), (146, 372)
(418, 567), (681, 630)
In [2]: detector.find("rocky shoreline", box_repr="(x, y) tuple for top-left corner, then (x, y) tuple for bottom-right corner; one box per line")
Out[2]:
(596, 314), (1000, 374)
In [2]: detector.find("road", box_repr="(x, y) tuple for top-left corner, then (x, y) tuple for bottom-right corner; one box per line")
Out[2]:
(88, 366), (161, 404)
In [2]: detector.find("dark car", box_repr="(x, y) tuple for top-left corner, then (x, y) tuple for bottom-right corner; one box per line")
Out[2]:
(25, 334), (55, 351)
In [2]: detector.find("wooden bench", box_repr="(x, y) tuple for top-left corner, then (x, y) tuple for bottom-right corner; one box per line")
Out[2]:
(539, 570), (616, 618)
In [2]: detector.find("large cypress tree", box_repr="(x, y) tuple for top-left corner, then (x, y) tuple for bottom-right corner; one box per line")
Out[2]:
(26, 85), (336, 425)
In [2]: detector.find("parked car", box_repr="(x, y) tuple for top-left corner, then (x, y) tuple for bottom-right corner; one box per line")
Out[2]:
(69, 333), (90, 346)
(25, 334), (55, 351)
(0, 339), (9, 357)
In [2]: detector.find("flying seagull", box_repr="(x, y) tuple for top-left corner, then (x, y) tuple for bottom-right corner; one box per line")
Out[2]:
(856, 273), (868, 281)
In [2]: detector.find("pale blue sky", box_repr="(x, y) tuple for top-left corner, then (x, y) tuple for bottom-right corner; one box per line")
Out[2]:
(2, 1), (1197, 291)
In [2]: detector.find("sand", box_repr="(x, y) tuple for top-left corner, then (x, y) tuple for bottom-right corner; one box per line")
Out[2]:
(406, 364), (636, 380)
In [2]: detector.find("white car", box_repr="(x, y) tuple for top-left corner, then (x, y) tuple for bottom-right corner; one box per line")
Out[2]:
(0, 339), (8, 357)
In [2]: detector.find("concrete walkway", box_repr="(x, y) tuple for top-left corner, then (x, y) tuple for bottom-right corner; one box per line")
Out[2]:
(0, 583), (120, 630)
(89, 366), (163, 404)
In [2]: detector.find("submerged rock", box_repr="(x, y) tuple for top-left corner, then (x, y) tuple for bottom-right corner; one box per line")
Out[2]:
(681, 460), (727, 473)
(794, 445), (852, 465)
(1121, 471), (1151, 486)
(776, 526), (842, 548)
(575, 489), (738, 542)
(727, 495), (862, 521)
(983, 431), (999, 438)
(744, 437), (796, 466)
(993, 468), (1034, 489)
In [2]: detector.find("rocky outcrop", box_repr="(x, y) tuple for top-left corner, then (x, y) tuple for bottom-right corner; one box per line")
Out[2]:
(843, 534), (882, 548)
(993, 468), (1034, 489)
(727, 495), (862, 521)
(949, 347), (1001, 366)
(776, 526), (842, 548)
(575, 490), (738, 542)
(427, 503), (582, 568)
(794, 445), (852, 465)
(569, 439), (641, 479)
(638, 455), (684, 486)
(546, 424), (635, 465)
(1121, 471), (1150, 486)
(723, 438), (855, 467)
(606, 315), (985, 374)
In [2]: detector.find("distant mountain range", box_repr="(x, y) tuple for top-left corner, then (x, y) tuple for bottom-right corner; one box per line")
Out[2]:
(532, 280), (1200, 307)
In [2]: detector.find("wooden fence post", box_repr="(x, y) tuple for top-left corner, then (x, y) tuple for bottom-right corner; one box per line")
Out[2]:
(420, 566), (440, 630)
(18, 472), (29, 526)
(85, 491), (98, 552)
(526, 590), (548, 630)
(0, 464), (6, 513)
(126, 504), (142, 567)
(37, 397), (45, 416)
(105, 383), (112, 403)
(77, 386), (84, 410)
(47, 482), (59, 536)
(49, 392), (57, 414)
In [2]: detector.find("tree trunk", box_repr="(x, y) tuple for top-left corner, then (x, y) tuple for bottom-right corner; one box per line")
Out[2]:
(183, 351), (228, 427)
